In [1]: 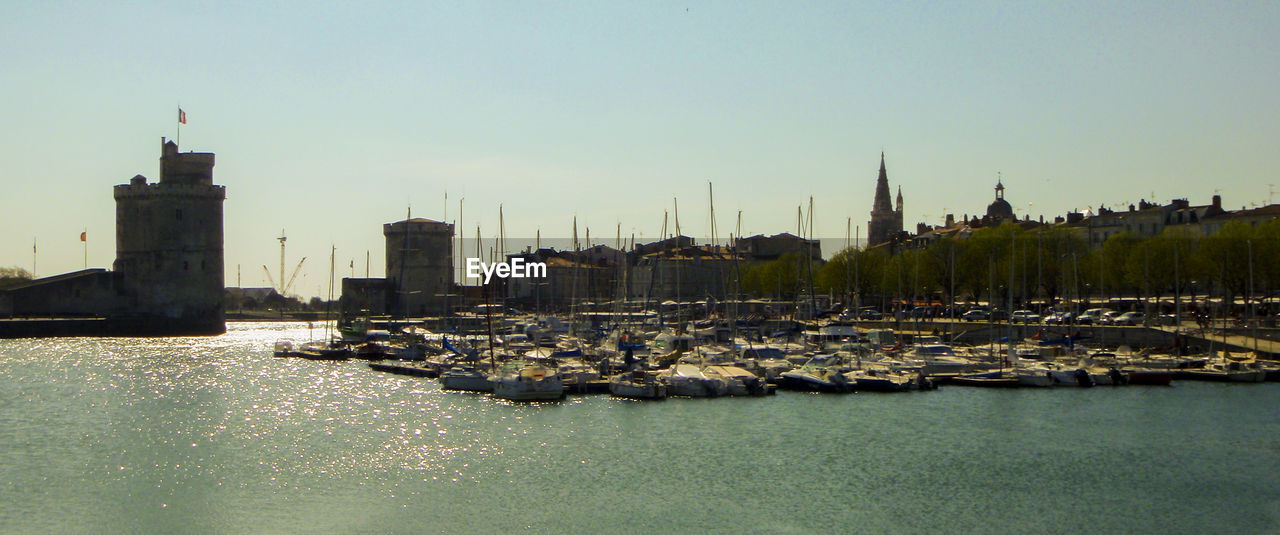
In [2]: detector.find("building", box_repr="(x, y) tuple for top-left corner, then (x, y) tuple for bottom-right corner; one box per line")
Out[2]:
(1195, 200), (1276, 235)
(735, 233), (821, 261)
(0, 139), (227, 336)
(384, 218), (455, 316)
(629, 246), (736, 303)
(113, 140), (226, 332)
(1084, 196), (1225, 246)
(867, 152), (904, 247)
(984, 179), (1014, 224)
(504, 250), (614, 309)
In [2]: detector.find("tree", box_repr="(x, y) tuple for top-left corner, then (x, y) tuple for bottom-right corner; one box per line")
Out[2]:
(1194, 221), (1253, 306)
(0, 267), (33, 289)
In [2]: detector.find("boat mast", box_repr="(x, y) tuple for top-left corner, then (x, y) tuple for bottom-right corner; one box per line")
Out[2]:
(327, 245), (335, 343)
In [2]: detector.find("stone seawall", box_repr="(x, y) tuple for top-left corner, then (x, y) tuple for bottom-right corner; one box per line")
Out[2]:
(0, 317), (225, 339)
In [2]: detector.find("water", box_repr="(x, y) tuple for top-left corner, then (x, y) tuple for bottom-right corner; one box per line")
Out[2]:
(1, 322), (1277, 533)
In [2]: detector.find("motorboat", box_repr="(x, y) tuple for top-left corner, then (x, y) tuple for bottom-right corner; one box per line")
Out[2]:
(663, 364), (728, 397)
(492, 363), (565, 401)
(703, 365), (769, 396)
(609, 370), (668, 399)
(440, 367), (493, 392)
(776, 355), (851, 393)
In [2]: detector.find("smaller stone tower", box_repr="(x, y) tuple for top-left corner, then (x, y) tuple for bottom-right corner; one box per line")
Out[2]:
(113, 139), (226, 334)
(384, 218), (454, 317)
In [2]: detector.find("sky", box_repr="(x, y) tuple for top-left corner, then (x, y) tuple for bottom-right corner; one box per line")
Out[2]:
(2, 1), (1277, 299)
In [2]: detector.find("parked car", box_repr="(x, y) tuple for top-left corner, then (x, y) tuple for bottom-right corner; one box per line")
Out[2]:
(1114, 311), (1145, 326)
(962, 309), (989, 322)
(857, 309), (884, 320)
(1077, 308), (1111, 325)
(1045, 312), (1073, 325)
(1011, 310), (1042, 323)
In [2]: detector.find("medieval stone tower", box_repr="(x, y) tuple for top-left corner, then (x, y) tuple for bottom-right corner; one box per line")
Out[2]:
(384, 218), (454, 317)
(113, 140), (226, 334)
(867, 152), (903, 246)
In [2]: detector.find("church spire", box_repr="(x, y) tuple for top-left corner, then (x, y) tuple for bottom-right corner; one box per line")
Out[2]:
(872, 152), (892, 213)
(896, 185), (903, 212)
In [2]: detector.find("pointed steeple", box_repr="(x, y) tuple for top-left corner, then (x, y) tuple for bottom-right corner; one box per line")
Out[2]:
(895, 185), (903, 212)
(872, 152), (892, 213)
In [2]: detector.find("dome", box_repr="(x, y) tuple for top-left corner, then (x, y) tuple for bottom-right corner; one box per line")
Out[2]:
(986, 198), (1013, 220)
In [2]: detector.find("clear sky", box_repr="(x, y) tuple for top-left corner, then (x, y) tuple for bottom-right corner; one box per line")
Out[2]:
(2, 1), (1277, 299)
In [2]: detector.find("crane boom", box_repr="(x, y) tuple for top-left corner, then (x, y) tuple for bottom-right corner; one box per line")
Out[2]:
(283, 257), (307, 295)
(262, 265), (277, 292)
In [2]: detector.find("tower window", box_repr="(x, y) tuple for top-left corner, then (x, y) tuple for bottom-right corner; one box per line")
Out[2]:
(176, 209), (183, 221)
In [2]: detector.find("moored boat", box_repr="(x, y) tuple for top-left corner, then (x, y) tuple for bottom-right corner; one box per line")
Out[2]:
(440, 367), (493, 392)
(609, 370), (668, 399)
(492, 363), (565, 401)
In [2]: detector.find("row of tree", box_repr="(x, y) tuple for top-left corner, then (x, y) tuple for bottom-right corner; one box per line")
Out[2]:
(737, 219), (1280, 310)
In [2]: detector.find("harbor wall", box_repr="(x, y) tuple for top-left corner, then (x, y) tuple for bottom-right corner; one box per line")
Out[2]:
(0, 316), (225, 339)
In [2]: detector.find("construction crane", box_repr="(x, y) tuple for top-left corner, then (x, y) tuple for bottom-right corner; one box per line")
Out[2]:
(277, 230), (287, 294)
(262, 265), (277, 293)
(282, 257), (307, 295)
(263, 257), (307, 296)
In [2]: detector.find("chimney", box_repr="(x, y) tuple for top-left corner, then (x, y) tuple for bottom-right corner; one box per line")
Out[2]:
(945, 214), (955, 227)
(1212, 195), (1222, 209)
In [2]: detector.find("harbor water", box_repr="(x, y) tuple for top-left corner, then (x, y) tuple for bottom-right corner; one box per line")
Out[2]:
(1, 322), (1277, 533)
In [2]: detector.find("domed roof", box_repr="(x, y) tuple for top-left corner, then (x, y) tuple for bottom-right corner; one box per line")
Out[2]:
(986, 198), (1013, 220)
(985, 177), (1013, 220)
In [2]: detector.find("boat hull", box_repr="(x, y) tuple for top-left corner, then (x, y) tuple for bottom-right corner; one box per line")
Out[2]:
(492, 377), (565, 401)
(1126, 369), (1173, 386)
(440, 371), (493, 392)
(609, 378), (668, 399)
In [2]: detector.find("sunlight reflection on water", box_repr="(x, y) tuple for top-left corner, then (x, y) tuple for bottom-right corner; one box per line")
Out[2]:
(1, 322), (1278, 533)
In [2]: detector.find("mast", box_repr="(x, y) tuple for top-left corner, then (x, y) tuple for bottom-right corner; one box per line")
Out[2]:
(673, 197), (681, 318)
(1008, 228), (1015, 360)
(1174, 240), (1181, 353)
(806, 196), (816, 319)
(855, 225), (860, 314)
(327, 245), (335, 342)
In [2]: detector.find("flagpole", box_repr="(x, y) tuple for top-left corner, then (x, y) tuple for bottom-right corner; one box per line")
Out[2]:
(176, 104), (181, 148)
(82, 228), (87, 269)
(32, 238), (37, 278)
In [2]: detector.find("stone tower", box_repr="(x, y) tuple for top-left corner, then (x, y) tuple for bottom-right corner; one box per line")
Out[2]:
(113, 140), (226, 334)
(867, 152), (903, 246)
(384, 218), (454, 317)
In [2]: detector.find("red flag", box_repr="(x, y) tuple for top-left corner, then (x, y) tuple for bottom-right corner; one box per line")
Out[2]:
(80, 231), (86, 242)
(178, 108), (187, 124)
